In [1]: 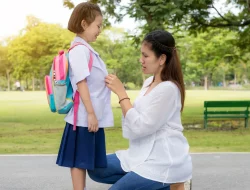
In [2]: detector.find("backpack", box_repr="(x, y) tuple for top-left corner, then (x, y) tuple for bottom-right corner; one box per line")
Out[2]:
(44, 42), (93, 130)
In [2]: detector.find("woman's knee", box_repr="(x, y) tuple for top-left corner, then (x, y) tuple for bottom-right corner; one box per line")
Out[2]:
(88, 154), (125, 183)
(87, 168), (105, 182)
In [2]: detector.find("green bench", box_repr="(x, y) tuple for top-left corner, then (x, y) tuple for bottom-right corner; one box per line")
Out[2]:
(204, 101), (250, 129)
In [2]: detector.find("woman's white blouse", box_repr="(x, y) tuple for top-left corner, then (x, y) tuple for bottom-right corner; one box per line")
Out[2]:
(64, 37), (114, 128)
(116, 76), (192, 183)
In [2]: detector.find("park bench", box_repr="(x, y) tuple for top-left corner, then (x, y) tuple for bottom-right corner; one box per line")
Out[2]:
(204, 100), (250, 129)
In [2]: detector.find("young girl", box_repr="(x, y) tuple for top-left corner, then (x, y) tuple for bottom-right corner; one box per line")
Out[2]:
(56, 2), (114, 190)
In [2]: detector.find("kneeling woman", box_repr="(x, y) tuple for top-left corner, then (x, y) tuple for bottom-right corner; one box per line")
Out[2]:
(88, 30), (192, 190)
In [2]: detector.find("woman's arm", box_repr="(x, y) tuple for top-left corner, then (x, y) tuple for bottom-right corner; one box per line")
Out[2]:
(105, 75), (133, 116)
(118, 76), (153, 116)
(77, 79), (98, 132)
(122, 84), (177, 139)
(116, 91), (133, 117)
(105, 74), (178, 140)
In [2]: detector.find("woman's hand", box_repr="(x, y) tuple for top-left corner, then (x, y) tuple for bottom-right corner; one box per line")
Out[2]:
(87, 113), (99, 132)
(105, 74), (126, 97)
(105, 74), (132, 117)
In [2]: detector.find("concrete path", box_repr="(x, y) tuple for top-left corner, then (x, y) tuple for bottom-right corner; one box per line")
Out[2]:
(0, 153), (249, 190)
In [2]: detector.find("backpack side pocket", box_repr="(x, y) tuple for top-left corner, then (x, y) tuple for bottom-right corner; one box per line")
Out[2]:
(45, 75), (56, 112)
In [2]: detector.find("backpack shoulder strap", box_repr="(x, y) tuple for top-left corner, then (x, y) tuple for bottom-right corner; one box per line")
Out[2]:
(68, 42), (94, 131)
(68, 42), (93, 71)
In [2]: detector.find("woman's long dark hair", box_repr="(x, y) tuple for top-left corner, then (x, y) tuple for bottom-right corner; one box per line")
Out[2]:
(143, 30), (185, 111)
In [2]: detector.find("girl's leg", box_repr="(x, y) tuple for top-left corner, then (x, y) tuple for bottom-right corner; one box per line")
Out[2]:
(109, 171), (170, 190)
(88, 154), (127, 184)
(71, 168), (86, 190)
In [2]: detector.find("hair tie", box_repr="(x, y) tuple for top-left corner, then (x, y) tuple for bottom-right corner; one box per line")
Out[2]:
(151, 35), (176, 53)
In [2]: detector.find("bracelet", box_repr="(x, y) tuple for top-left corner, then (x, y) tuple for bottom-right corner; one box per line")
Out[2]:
(119, 97), (130, 104)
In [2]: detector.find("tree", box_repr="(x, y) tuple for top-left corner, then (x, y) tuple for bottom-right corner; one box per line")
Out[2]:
(0, 45), (13, 91)
(63, 0), (122, 28)
(64, 0), (250, 48)
(240, 52), (250, 84)
(7, 16), (74, 90)
(92, 27), (142, 85)
(178, 28), (240, 89)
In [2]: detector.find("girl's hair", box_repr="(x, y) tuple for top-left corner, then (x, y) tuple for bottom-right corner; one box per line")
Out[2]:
(143, 30), (185, 111)
(68, 2), (102, 33)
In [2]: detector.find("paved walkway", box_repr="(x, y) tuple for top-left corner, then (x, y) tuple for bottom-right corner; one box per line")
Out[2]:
(0, 153), (250, 190)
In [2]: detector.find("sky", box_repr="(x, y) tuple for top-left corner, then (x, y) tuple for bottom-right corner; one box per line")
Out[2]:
(0, 0), (136, 40)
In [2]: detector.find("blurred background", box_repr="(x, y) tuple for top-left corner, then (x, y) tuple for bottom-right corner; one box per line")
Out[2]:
(0, 0), (250, 154)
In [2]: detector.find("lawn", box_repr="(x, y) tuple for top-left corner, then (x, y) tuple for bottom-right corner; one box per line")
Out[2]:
(0, 90), (250, 154)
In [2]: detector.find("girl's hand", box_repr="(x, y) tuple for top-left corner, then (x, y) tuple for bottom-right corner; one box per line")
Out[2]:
(87, 113), (99, 132)
(105, 74), (126, 96)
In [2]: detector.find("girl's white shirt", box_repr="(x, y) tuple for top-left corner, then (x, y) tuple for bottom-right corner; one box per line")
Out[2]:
(116, 76), (192, 183)
(64, 37), (114, 128)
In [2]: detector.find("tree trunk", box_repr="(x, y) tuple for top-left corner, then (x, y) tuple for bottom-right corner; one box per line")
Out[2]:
(40, 67), (44, 90)
(204, 75), (208, 90)
(26, 78), (29, 90)
(32, 76), (35, 91)
(39, 79), (43, 91)
(210, 73), (213, 87)
(234, 72), (237, 85)
(223, 73), (226, 87)
(6, 70), (11, 91)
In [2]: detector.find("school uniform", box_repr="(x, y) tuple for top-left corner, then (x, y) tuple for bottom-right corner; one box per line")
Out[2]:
(56, 36), (114, 170)
(116, 76), (192, 183)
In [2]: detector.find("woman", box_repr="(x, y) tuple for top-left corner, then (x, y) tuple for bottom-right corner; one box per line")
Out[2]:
(88, 30), (192, 190)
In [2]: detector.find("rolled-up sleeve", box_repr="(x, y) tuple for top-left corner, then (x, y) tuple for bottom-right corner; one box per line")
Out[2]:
(69, 45), (90, 84)
(122, 83), (177, 140)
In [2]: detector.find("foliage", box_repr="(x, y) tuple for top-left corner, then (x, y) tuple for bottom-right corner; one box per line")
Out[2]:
(177, 28), (248, 87)
(92, 27), (143, 85)
(0, 44), (13, 90)
(64, 0), (250, 49)
(0, 45), (11, 76)
(1, 4), (250, 90)
(7, 16), (74, 88)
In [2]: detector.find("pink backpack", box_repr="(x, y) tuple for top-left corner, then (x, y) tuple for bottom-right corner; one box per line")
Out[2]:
(44, 42), (93, 130)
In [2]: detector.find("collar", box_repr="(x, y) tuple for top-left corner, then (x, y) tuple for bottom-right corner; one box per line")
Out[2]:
(72, 36), (99, 55)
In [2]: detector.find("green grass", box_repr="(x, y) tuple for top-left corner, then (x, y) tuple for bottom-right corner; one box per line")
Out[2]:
(0, 90), (250, 154)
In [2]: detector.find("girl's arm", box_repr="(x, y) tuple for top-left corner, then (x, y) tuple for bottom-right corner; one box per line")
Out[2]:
(69, 45), (98, 132)
(77, 79), (98, 132)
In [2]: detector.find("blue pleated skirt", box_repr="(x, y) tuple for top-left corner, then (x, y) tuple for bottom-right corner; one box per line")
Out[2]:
(56, 122), (107, 170)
